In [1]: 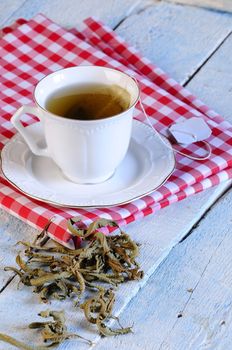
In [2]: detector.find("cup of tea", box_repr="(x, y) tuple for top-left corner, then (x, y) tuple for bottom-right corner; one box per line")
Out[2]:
(11, 66), (139, 184)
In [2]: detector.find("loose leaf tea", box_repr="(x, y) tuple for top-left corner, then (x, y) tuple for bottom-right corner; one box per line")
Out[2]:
(0, 310), (91, 350)
(81, 288), (132, 336)
(29, 310), (92, 346)
(2, 217), (143, 349)
(0, 333), (45, 350)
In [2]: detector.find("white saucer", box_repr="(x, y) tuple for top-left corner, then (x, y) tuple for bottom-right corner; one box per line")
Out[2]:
(1, 120), (175, 208)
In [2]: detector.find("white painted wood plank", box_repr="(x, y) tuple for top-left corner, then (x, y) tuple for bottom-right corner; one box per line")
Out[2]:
(93, 187), (232, 350)
(116, 2), (232, 84)
(187, 34), (232, 123)
(0, 0), (26, 26)
(160, 226), (232, 350)
(166, 0), (232, 13)
(0, 2), (232, 349)
(0, 0), (230, 289)
(0, 213), (40, 288)
(94, 8), (232, 349)
(3, 0), (151, 29)
(0, 183), (231, 350)
(0, 0), (151, 289)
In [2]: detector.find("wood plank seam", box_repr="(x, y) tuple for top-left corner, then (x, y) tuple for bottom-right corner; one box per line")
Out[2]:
(0, 229), (52, 293)
(1, 0), (28, 27)
(113, 1), (156, 30)
(179, 182), (232, 243)
(183, 30), (232, 86)
(0, 30), (231, 292)
(0, 2), (231, 349)
(0, 275), (15, 294)
(164, 0), (232, 14)
(158, 231), (228, 350)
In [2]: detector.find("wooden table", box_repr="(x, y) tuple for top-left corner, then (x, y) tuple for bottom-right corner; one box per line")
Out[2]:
(0, 1), (232, 349)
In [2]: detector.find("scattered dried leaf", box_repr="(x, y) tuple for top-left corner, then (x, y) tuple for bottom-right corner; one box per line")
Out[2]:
(3, 217), (143, 348)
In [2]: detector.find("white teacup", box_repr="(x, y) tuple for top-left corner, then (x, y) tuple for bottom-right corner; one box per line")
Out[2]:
(11, 66), (139, 184)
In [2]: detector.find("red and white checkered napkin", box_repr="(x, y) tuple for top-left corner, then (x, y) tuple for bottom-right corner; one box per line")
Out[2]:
(0, 14), (231, 247)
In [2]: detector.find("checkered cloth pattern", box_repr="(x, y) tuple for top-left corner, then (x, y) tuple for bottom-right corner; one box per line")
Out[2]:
(0, 14), (231, 248)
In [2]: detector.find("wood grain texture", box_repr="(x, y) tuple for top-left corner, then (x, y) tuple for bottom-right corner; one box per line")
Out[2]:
(3, 0), (152, 29)
(93, 187), (232, 350)
(0, 1), (232, 349)
(91, 21), (232, 348)
(0, 0), (26, 26)
(187, 33), (232, 122)
(166, 0), (232, 13)
(0, 183), (231, 349)
(115, 2), (232, 84)
(0, 0), (230, 289)
(0, 212), (39, 288)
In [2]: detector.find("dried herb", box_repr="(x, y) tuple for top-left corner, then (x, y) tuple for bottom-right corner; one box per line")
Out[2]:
(29, 310), (92, 346)
(0, 310), (91, 349)
(5, 219), (143, 302)
(3, 217), (143, 348)
(67, 217), (119, 239)
(81, 288), (132, 336)
(0, 333), (45, 350)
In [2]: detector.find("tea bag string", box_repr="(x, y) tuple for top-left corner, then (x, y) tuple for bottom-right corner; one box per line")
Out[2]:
(137, 92), (212, 161)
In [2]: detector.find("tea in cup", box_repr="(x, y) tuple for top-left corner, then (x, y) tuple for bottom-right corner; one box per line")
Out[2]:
(11, 66), (139, 184)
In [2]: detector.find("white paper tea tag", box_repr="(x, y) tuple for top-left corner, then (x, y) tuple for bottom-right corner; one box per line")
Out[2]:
(169, 117), (212, 145)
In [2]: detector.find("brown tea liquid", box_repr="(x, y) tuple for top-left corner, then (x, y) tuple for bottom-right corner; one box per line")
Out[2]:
(45, 84), (131, 120)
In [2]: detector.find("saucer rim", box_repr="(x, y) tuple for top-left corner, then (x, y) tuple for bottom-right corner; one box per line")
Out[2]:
(1, 121), (176, 208)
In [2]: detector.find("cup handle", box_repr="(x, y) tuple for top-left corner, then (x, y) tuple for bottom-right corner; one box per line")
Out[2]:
(11, 105), (49, 157)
